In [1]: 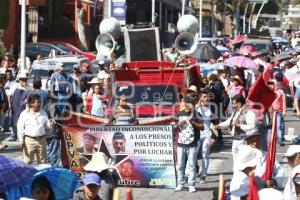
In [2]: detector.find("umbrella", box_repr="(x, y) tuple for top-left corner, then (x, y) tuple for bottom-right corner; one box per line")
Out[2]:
(238, 45), (256, 55)
(224, 56), (258, 69)
(196, 43), (221, 61)
(282, 48), (300, 55)
(272, 38), (288, 44)
(231, 35), (247, 45)
(271, 53), (293, 62)
(33, 167), (80, 200)
(12, 167), (81, 200)
(216, 46), (230, 54)
(0, 156), (38, 192)
(200, 63), (223, 75)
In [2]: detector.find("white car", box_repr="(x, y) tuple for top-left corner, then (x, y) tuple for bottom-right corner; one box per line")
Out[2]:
(28, 55), (92, 90)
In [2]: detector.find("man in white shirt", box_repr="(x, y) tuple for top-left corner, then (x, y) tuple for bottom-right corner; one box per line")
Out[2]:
(17, 94), (53, 164)
(215, 94), (257, 168)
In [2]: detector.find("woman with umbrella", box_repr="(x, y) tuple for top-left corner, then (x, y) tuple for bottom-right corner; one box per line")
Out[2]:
(31, 176), (55, 200)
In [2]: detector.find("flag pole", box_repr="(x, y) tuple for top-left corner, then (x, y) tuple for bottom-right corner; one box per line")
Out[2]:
(218, 174), (225, 200)
(262, 111), (278, 181)
(112, 187), (120, 200)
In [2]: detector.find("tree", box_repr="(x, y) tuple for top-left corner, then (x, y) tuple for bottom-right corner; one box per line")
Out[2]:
(0, 0), (9, 59)
(0, 0), (10, 29)
(293, 0), (300, 5)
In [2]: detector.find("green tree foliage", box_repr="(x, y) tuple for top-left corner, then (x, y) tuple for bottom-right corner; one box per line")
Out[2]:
(0, 0), (10, 29)
(293, 0), (300, 5)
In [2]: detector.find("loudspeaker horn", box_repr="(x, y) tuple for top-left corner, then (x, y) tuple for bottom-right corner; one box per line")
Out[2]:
(175, 32), (199, 58)
(99, 17), (122, 40)
(177, 14), (199, 34)
(95, 33), (116, 55)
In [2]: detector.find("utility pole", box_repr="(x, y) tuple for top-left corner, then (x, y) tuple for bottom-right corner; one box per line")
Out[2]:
(20, 0), (26, 72)
(108, 0), (112, 17)
(235, 0), (241, 36)
(152, 0), (156, 25)
(182, 0), (186, 16)
(243, 2), (249, 34)
(248, 3), (256, 33)
(199, 0), (203, 38)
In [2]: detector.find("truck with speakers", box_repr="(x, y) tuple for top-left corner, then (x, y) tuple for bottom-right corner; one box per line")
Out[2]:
(105, 61), (200, 121)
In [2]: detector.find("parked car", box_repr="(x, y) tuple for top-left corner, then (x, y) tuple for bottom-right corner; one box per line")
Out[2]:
(28, 55), (92, 89)
(25, 42), (68, 61)
(49, 42), (96, 60)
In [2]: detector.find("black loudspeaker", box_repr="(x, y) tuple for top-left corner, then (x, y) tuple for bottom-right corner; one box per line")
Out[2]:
(124, 28), (161, 61)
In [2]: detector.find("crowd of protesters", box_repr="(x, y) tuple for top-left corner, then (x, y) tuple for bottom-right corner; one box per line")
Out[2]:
(1, 31), (300, 199)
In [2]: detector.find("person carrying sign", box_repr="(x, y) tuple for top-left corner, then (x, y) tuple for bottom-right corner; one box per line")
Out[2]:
(173, 95), (204, 193)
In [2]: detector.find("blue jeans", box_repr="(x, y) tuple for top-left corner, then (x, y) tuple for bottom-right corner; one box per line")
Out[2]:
(177, 146), (197, 186)
(196, 136), (212, 177)
(46, 137), (61, 167)
(257, 123), (270, 152)
(0, 113), (5, 129)
(277, 112), (285, 143)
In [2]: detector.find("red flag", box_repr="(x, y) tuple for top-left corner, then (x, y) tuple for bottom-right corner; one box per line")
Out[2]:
(262, 112), (278, 181)
(126, 188), (133, 200)
(248, 172), (260, 200)
(247, 75), (277, 111)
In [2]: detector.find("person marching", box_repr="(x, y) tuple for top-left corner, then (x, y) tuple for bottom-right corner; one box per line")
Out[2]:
(195, 88), (214, 184)
(215, 94), (257, 169)
(17, 94), (54, 164)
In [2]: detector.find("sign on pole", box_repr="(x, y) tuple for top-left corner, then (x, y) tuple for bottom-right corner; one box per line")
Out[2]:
(111, 0), (126, 25)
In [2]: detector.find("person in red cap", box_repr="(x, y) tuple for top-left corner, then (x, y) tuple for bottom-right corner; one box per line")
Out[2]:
(80, 62), (94, 83)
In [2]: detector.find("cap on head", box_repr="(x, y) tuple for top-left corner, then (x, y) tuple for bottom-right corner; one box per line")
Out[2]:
(236, 145), (260, 171)
(17, 72), (28, 79)
(187, 85), (198, 93)
(98, 60), (105, 65)
(55, 62), (64, 71)
(283, 145), (300, 157)
(244, 129), (260, 140)
(73, 64), (80, 70)
(88, 78), (101, 85)
(83, 173), (101, 186)
(258, 188), (283, 200)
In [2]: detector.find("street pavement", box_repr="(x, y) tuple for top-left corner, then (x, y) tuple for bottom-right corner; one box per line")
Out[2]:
(0, 110), (298, 199)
